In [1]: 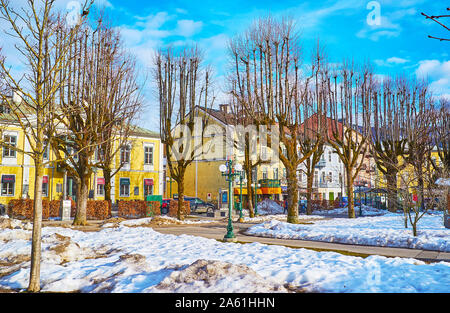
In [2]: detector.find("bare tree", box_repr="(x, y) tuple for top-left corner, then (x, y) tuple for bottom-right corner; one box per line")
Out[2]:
(421, 8), (450, 42)
(0, 0), (91, 292)
(52, 16), (136, 226)
(90, 17), (144, 204)
(155, 46), (214, 220)
(229, 16), (325, 223)
(328, 61), (375, 218)
(372, 77), (410, 212)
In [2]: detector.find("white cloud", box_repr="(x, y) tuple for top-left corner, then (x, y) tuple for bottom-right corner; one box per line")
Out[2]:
(175, 19), (203, 37)
(386, 57), (409, 64)
(415, 59), (450, 99)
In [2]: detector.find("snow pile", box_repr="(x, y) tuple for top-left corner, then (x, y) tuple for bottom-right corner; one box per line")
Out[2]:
(0, 216), (32, 230)
(314, 205), (386, 216)
(152, 259), (287, 293)
(246, 213), (450, 252)
(256, 199), (284, 215)
(244, 214), (325, 223)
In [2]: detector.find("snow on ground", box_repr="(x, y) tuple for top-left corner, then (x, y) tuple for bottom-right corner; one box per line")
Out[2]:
(313, 204), (388, 216)
(243, 214), (325, 223)
(0, 215), (449, 293)
(246, 212), (450, 252)
(256, 199), (284, 215)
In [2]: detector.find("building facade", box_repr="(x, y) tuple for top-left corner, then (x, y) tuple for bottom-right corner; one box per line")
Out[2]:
(0, 102), (163, 206)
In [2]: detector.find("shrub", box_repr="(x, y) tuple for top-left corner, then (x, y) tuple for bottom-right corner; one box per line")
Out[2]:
(118, 200), (161, 219)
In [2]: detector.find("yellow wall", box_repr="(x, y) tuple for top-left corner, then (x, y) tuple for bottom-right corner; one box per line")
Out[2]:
(0, 122), (162, 206)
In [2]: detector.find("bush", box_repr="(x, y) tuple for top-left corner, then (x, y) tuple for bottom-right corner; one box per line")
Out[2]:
(9, 199), (108, 220)
(118, 200), (162, 219)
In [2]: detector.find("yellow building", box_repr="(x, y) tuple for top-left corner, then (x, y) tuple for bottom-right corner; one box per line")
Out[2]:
(0, 102), (163, 207)
(167, 104), (284, 206)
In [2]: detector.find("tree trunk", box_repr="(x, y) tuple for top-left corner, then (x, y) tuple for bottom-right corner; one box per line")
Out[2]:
(28, 162), (44, 292)
(246, 166), (255, 218)
(177, 176), (185, 221)
(306, 170), (314, 215)
(286, 167), (299, 223)
(103, 168), (112, 202)
(73, 175), (89, 226)
(385, 171), (398, 212)
(346, 168), (355, 218)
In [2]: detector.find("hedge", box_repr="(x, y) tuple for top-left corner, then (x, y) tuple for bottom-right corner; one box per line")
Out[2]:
(8, 199), (109, 220)
(118, 200), (162, 219)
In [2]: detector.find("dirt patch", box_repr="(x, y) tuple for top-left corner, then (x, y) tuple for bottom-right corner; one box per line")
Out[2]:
(155, 259), (288, 293)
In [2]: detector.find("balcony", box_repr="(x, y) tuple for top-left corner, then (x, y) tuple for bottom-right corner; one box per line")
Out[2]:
(315, 159), (326, 168)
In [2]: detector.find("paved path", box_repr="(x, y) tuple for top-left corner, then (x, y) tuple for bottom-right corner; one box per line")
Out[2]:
(153, 217), (450, 263)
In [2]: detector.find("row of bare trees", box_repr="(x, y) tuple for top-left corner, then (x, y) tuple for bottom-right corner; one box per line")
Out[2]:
(0, 0), (142, 292)
(155, 15), (448, 226)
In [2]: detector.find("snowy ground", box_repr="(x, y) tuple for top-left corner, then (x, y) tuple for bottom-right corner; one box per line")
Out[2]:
(0, 215), (449, 293)
(246, 211), (450, 252)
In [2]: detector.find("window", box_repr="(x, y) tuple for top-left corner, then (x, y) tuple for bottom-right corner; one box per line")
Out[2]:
(0, 105), (11, 114)
(328, 151), (332, 162)
(96, 184), (104, 196)
(120, 145), (131, 164)
(43, 143), (49, 160)
(41, 176), (49, 197)
(119, 178), (130, 197)
(262, 168), (268, 179)
(1, 175), (15, 196)
(273, 168), (279, 180)
(144, 179), (153, 197)
(339, 173), (343, 185)
(56, 183), (62, 193)
(328, 172), (333, 182)
(144, 146), (153, 165)
(3, 135), (17, 158)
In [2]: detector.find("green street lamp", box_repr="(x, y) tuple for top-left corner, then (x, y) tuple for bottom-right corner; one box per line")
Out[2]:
(235, 174), (246, 223)
(253, 182), (261, 216)
(219, 160), (242, 242)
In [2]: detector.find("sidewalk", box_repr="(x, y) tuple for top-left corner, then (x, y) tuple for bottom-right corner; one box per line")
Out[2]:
(153, 218), (450, 263)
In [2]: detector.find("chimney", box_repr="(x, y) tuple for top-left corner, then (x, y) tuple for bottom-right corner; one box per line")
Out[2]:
(219, 104), (228, 114)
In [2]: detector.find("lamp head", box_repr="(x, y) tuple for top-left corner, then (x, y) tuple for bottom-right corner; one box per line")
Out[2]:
(219, 164), (227, 173)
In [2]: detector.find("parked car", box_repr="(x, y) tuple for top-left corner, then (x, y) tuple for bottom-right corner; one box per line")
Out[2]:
(184, 197), (216, 214)
(161, 199), (171, 215)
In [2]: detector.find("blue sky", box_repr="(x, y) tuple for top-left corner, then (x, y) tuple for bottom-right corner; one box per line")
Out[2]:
(97, 0), (449, 130)
(1, 0), (449, 131)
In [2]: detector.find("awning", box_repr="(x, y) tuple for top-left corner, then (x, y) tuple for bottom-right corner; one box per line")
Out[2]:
(97, 178), (105, 185)
(144, 179), (154, 186)
(1, 175), (15, 183)
(42, 176), (48, 184)
(119, 178), (130, 185)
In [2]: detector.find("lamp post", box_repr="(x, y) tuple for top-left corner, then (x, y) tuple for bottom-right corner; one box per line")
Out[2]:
(235, 175), (246, 223)
(166, 176), (173, 198)
(253, 182), (260, 216)
(219, 160), (242, 242)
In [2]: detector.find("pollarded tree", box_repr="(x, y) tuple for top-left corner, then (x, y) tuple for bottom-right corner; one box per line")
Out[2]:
(328, 61), (375, 218)
(53, 17), (138, 226)
(372, 77), (410, 212)
(229, 16), (325, 224)
(155, 46), (214, 220)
